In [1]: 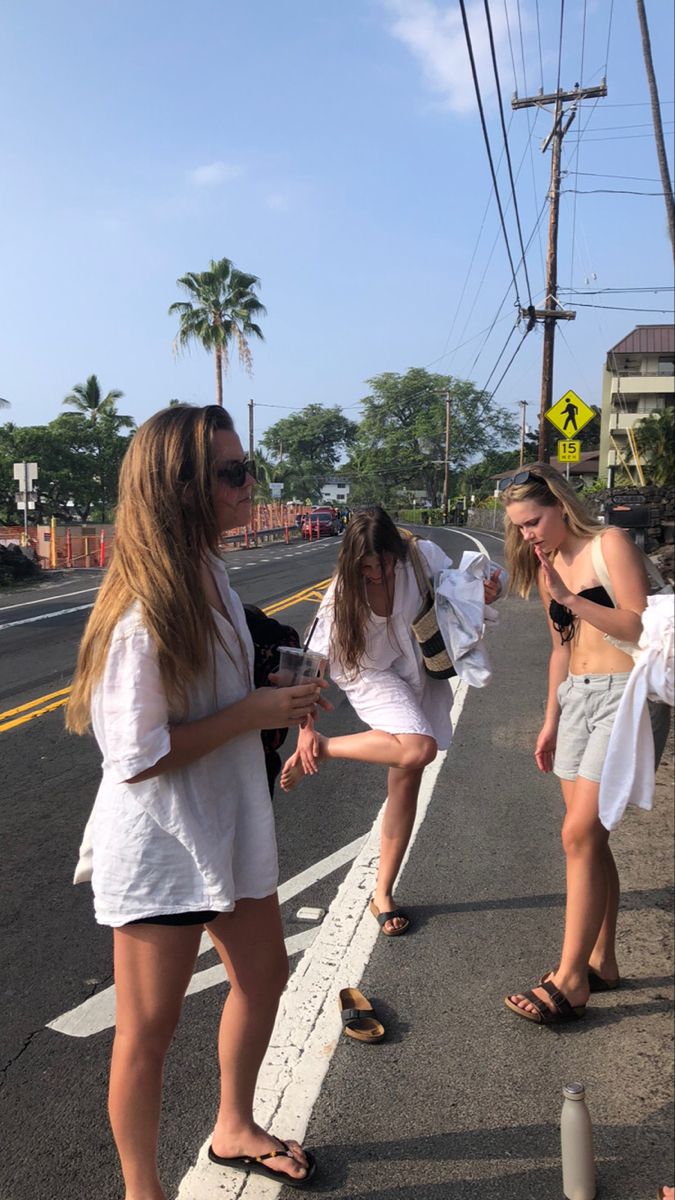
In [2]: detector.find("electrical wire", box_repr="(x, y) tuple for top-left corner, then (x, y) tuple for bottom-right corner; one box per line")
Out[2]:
(568, 0), (588, 290)
(534, 0), (544, 94)
(458, 0), (522, 309)
(483, 0), (533, 305)
(604, 0), (615, 75)
(555, 0), (565, 98)
(571, 302), (675, 312)
(563, 188), (670, 196)
(559, 287), (674, 294)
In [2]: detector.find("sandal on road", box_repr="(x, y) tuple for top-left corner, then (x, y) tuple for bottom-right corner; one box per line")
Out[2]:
(208, 1139), (316, 1188)
(540, 966), (620, 992)
(338, 988), (385, 1042)
(369, 898), (410, 937)
(504, 979), (586, 1025)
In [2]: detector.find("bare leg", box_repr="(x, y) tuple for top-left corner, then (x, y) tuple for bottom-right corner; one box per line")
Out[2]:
(509, 776), (611, 1014)
(208, 895), (311, 1183)
(373, 765), (424, 932)
(588, 842), (620, 981)
(281, 729), (436, 790)
(109, 923), (203, 1200)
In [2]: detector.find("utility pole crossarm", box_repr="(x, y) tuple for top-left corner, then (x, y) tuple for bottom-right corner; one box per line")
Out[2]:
(520, 308), (576, 321)
(512, 83), (607, 109)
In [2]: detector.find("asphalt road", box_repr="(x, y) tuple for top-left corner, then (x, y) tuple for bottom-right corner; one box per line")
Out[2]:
(1, 524), (672, 1200)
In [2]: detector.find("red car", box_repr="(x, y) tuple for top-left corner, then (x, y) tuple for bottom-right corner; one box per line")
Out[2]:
(301, 512), (338, 538)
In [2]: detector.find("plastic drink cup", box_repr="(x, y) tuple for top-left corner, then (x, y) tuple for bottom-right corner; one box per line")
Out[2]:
(275, 646), (326, 687)
(488, 560), (508, 597)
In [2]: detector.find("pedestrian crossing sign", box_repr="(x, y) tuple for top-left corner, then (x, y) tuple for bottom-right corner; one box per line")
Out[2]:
(546, 389), (595, 436)
(557, 439), (581, 463)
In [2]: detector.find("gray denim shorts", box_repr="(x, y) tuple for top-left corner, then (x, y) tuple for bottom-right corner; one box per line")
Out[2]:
(553, 672), (631, 783)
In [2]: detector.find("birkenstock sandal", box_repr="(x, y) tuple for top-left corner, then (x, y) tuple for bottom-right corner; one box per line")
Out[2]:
(539, 966), (621, 992)
(208, 1138), (316, 1188)
(369, 898), (410, 936)
(338, 987), (385, 1042)
(504, 980), (586, 1024)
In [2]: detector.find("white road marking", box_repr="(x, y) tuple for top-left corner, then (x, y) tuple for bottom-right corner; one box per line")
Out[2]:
(47, 837), (366, 1038)
(177, 679), (469, 1199)
(0, 586), (100, 613)
(0, 604), (95, 630)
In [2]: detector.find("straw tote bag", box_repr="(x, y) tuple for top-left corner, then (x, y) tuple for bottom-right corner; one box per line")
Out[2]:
(405, 537), (456, 680)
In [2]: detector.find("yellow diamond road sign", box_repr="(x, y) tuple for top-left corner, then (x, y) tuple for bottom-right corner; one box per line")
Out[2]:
(545, 389), (595, 437)
(557, 439), (581, 463)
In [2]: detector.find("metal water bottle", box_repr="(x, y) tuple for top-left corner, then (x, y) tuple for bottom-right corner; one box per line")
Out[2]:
(561, 1082), (596, 1200)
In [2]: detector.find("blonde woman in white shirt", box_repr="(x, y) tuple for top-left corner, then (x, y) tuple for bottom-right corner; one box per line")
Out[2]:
(67, 405), (323, 1197)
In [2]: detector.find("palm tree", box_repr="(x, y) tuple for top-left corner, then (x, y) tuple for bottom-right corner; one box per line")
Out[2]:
(63, 375), (134, 521)
(62, 374), (130, 422)
(168, 258), (266, 405)
(0, 397), (10, 409)
(633, 407), (675, 485)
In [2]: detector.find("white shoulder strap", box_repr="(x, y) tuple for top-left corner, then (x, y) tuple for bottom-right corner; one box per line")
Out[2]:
(590, 533), (615, 602)
(591, 530), (668, 599)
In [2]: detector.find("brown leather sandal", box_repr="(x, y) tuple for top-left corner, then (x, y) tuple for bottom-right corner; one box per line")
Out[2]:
(504, 980), (586, 1024)
(539, 966), (620, 992)
(338, 988), (385, 1042)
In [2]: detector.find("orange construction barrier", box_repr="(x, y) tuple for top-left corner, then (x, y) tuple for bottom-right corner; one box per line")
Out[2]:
(65, 528), (73, 568)
(99, 529), (106, 568)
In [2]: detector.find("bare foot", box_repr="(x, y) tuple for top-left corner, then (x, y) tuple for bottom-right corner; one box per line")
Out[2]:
(507, 971), (589, 1017)
(210, 1125), (311, 1183)
(280, 751), (305, 792)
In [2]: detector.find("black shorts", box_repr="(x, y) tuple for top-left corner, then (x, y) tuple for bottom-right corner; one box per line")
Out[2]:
(126, 910), (220, 927)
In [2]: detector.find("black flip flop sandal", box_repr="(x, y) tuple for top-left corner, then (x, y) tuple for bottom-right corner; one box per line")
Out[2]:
(504, 980), (586, 1024)
(208, 1139), (317, 1188)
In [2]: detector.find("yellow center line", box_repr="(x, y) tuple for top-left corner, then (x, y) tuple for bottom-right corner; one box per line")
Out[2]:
(0, 577), (332, 734)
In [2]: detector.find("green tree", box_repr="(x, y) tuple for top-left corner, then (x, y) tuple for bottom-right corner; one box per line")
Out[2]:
(260, 404), (358, 500)
(633, 407), (674, 484)
(169, 258), (266, 406)
(345, 369), (519, 508)
(0, 414), (134, 524)
(62, 375), (134, 521)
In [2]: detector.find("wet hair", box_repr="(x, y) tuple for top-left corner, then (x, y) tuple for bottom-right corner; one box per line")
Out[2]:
(500, 462), (602, 598)
(330, 506), (409, 674)
(67, 404), (236, 733)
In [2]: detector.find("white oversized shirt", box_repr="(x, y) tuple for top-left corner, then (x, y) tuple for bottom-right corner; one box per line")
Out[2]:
(80, 552), (278, 926)
(310, 538), (455, 749)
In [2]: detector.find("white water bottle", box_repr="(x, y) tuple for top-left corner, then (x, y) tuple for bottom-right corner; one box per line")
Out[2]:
(561, 1082), (596, 1200)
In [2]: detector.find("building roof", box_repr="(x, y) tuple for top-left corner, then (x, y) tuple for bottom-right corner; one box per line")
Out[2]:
(493, 453), (600, 481)
(607, 324), (675, 357)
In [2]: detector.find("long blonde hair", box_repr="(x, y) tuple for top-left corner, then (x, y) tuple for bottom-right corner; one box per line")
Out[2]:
(501, 463), (602, 598)
(67, 404), (235, 733)
(330, 506), (408, 675)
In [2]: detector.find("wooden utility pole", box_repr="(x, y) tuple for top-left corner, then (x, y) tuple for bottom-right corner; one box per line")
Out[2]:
(518, 399), (528, 468)
(248, 398), (255, 461)
(513, 83), (607, 460)
(635, 0), (675, 251)
(441, 390), (451, 524)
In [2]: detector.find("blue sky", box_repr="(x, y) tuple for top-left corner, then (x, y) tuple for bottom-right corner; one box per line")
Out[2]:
(2, 0), (673, 449)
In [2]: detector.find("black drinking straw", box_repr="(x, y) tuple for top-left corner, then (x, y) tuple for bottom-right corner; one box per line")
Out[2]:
(303, 616), (319, 652)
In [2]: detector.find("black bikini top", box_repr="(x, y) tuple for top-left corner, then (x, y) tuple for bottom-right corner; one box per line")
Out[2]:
(549, 586), (614, 644)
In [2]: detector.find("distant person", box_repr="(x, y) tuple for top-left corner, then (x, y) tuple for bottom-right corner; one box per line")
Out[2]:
(499, 464), (653, 1024)
(67, 405), (322, 1195)
(281, 505), (500, 936)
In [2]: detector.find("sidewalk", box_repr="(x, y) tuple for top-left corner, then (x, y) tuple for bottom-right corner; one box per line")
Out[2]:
(304, 587), (674, 1199)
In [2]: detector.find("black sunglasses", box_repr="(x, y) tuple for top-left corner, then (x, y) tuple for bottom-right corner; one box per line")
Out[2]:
(498, 470), (541, 492)
(215, 459), (257, 487)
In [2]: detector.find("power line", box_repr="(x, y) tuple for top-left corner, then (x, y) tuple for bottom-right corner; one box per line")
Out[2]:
(604, 0), (615, 74)
(563, 187), (670, 196)
(533, 0), (544, 93)
(559, 286), (674, 294)
(483, 0), (533, 305)
(458, 0), (522, 309)
(571, 171), (662, 181)
(571, 301), (675, 312)
(555, 0), (565, 97)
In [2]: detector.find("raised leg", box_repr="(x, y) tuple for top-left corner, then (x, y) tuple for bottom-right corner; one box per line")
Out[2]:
(281, 729), (436, 790)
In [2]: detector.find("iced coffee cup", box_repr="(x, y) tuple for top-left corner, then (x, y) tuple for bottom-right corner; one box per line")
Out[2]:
(275, 646), (326, 687)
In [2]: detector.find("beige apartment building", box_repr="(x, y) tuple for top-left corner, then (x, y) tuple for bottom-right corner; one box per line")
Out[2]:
(599, 324), (674, 485)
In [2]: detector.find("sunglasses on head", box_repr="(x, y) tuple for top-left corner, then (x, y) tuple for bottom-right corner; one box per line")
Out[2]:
(215, 459), (257, 487)
(498, 470), (542, 492)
